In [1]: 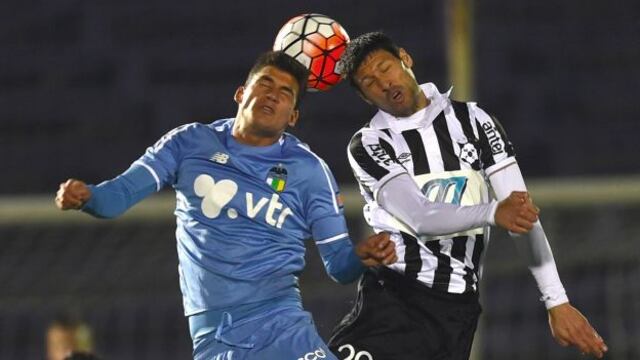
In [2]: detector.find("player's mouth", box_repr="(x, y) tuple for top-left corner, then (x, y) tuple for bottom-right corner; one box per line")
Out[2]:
(388, 87), (404, 104)
(260, 105), (275, 115)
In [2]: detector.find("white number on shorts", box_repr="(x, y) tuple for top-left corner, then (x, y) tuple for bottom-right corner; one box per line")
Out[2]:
(337, 344), (373, 360)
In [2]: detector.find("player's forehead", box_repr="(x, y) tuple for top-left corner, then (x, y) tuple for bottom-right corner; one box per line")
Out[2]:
(250, 65), (299, 93)
(355, 49), (398, 78)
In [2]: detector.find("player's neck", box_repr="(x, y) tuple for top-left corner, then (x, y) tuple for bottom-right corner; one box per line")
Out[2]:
(232, 124), (281, 147)
(414, 92), (430, 113)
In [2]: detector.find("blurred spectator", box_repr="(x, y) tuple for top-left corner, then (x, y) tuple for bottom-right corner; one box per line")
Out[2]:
(46, 315), (94, 360)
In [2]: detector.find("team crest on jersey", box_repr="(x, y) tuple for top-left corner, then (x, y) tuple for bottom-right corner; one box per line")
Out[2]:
(458, 142), (480, 169)
(266, 164), (287, 192)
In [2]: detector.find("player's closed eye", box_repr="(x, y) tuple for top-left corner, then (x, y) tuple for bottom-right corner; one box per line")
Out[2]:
(258, 81), (273, 90)
(280, 89), (294, 100)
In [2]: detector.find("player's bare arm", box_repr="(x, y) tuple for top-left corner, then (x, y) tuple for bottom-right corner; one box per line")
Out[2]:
(55, 179), (91, 210)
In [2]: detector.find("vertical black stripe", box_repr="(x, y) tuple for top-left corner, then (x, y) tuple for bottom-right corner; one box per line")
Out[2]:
(451, 236), (475, 293)
(401, 232), (422, 280)
(381, 128), (391, 138)
(401, 129), (430, 175)
(471, 234), (485, 278)
(349, 132), (389, 181)
(433, 113), (461, 171)
(379, 139), (398, 163)
(451, 100), (477, 143)
(424, 241), (452, 292)
(490, 115), (516, 157)
(475, 121), (497, 169)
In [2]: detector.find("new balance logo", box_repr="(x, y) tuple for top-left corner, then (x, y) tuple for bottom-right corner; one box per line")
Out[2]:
(210, 152), (230, 164)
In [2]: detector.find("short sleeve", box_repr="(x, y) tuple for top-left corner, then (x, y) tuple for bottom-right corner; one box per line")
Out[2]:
(347, 128), (407, 199)
(468, 104), (516, 176)
(302, 155), (350, 245)
(135, 124), (194, 190)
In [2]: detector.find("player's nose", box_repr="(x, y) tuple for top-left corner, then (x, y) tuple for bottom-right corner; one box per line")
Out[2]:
(265, 90), (278, 102)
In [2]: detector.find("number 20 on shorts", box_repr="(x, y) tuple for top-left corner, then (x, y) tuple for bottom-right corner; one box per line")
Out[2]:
(337, 344), (373, 360)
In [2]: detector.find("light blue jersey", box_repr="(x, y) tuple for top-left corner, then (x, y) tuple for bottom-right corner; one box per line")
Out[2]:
(143, 118), (362, 315)
(83, 118), (363, 319)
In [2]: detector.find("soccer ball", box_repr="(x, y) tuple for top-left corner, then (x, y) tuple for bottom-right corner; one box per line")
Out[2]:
(273, 13), (350, 92)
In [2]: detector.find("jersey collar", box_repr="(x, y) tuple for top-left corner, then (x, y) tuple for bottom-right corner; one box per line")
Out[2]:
(369, 83), (452, 133)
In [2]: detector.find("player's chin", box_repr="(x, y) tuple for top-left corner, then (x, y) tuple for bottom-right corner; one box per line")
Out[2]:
(253, 121), (286, 138)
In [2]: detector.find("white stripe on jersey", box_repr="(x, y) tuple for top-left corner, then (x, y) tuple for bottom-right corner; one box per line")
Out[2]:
(422, 125), (444, 172)
(152, 123), (194, 152)
(316, 232), (349, 245)
(297, 144), (340, 214)
(134, 161), (161, 191)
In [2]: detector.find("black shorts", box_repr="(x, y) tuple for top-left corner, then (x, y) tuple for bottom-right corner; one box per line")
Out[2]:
(328, 268), (482, 360)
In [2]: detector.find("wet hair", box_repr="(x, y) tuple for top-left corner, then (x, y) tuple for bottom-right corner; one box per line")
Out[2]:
(245, 51), (309, 108)
(339, 31), (401, 89)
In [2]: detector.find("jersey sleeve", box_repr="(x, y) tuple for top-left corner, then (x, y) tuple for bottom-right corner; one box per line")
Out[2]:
(347, 128), (408, 199)
(300, 154), (365, 284)
(302, 155), (349, 243)
(134, 124), (194, 190)
(468, 103), (517, 176)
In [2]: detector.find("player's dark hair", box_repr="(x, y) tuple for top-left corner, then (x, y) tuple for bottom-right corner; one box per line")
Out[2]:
(246, 51), (309, 108)
(339, 31), (401, 89)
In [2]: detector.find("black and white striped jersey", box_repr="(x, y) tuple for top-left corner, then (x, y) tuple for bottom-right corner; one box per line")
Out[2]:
(348, 83), (516, 294)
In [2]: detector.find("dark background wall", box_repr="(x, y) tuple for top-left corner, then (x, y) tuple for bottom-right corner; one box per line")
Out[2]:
(3, 0), (638, 195)
(2, 1), (639, 359)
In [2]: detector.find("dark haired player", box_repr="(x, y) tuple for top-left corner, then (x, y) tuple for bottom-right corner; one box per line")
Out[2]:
(55, 51), (398, 360)
(328, 32), (608, 359)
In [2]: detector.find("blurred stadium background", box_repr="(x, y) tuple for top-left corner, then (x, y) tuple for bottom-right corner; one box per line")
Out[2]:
(1, 0), (638, 359)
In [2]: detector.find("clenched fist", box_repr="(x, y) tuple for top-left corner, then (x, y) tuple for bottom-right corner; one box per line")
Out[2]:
(355, 232), (397, 267)
(495, 191), (539, 234)
(55, 179), (91, 210)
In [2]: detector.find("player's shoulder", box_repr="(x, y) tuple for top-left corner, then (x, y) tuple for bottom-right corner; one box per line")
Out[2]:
(282, 134), (333, 176)
(349, 118), (393, 149)
(163, 120), (225, 138)
(154, 119), (230, 149)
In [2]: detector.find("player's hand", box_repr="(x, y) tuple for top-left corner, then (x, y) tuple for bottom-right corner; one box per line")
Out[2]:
(494, 191), (539, 234)
(548, 303), (608, 358)
(55, 179), (91, 210)
(355, 232), (397, 267)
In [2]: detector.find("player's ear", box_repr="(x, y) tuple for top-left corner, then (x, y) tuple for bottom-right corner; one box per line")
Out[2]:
(234, 86), (244, 104)
(288, 109), (299, 128)
(399, 48), (413, 69)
